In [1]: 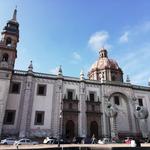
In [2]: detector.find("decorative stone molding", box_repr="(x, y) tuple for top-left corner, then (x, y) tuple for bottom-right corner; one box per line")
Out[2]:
(105, 102), (117, 117)
(135, 106), (149, 119)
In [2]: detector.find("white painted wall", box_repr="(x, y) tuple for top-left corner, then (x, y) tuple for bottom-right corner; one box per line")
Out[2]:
(2, 79), (23, 130)
(30, 81), (54, 129)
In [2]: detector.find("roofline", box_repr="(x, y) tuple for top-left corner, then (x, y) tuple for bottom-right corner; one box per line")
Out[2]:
(13, 69), (150, 91)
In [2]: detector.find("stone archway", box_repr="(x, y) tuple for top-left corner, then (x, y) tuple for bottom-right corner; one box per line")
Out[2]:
(65, 120), (75, 139)
(90, 121), (98, 138)
(108, 92), (131, 137)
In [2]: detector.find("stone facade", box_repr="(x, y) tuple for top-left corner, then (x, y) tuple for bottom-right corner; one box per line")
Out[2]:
(0, 10), (150, 140)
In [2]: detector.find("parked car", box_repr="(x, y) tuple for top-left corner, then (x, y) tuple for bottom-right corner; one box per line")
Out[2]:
(14, 138), (38, 145)
(98, 138), (110, 144)
(53, 138), (70, 144)
(1, 137), (16, 145)
(73, 137), (85, 144)
(43, 137), (56, 144)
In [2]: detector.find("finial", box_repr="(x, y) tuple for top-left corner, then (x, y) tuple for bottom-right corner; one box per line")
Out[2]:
(12, 7), (17, 21)
(126, 75), (130, 83)
(28, 60), (33, 72)
(80, 69), (84, 80)
(102, 45), (105, 50)
(57, 65), (63, 76)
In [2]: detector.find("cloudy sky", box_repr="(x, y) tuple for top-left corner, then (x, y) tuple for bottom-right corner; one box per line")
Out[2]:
(0, 0), (150, 86)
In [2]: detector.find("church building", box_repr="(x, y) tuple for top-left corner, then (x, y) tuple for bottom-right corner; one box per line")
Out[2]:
(0, 9), (150, 140)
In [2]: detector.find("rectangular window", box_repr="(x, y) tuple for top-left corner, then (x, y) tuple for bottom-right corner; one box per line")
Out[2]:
(34, 111), (45, 125)
(138, 98), (143, 106)
(114, 96), (120, 105)
(68, 90), (73, 100)
(89, 92), (95, 102)
(10, 82), (21, 94)
(37, 84), (46, 96)
(4, 110), (16, 125)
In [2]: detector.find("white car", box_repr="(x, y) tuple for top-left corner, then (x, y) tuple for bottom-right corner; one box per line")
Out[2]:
(98, 138), (110, 144)
(1, 138), (16, 145)
(43, 137), (56, 144)
(14, 138), (38, 145)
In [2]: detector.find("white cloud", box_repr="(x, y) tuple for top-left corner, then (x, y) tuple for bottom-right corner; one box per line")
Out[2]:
(73, 52), (81, 60)
(119, 31), (129, 43)
(119, 20), (150, 44)
(88, 31), (111, 51)
(118, 43), (150, 85)
(71, 51), (82, 64)
(50, 67), (59, 74)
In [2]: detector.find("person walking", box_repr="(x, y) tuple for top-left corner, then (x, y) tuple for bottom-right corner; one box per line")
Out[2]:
(135, 138), (141, 147)
(91, 134), (96, 144)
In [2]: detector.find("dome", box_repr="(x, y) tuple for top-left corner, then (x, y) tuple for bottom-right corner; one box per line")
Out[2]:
(90, 48), (120, 71)
(88, 48), (123, 82)
(90, 58), (120, 71)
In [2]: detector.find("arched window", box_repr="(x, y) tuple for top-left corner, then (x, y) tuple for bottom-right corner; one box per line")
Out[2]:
(2, 53), (9, 62)
(6, 37), (12, 46)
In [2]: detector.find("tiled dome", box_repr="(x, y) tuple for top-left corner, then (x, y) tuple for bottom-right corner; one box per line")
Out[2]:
(90, 48), (120, 71)
(88, 48), (123, 82)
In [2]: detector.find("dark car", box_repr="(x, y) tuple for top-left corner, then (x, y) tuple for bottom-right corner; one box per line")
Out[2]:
(73, 137), (85, 144)
(53, 138), (69, 144)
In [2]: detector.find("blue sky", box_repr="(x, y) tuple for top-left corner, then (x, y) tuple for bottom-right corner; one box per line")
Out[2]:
(0, 0), (150, 86)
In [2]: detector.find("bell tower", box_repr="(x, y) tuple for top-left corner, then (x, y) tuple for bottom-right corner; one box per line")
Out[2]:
(0, 8), (19, 71)
(0, 8), (19, 138)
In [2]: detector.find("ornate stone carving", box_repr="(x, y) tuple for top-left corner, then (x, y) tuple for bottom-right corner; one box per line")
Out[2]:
(105, 102), (117, 117)
(135, 105), (148, 119)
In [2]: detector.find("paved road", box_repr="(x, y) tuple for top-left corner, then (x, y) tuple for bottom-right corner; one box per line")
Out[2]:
(0, 143), (150, 150)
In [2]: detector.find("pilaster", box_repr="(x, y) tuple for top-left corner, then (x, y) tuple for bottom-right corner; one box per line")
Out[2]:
(19, 74), (34, 137)
(78, 81), (87, 137)
(101, 85), (110, 137)
(0, 70), (12, 138)
(51, 78), (63, 138)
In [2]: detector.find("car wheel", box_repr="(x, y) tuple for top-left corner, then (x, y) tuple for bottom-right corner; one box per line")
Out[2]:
(4, 142), (7, 145)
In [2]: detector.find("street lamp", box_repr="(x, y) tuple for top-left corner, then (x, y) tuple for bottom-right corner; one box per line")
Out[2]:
(58, 97), (63, 147)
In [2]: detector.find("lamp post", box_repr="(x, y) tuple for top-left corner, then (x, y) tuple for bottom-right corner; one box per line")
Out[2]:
(58, 92), (63, 147)
(58, 110), (62, 147)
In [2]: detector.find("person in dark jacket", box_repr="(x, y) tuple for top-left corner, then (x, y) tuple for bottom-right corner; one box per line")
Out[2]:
(135, 138), (141, 147)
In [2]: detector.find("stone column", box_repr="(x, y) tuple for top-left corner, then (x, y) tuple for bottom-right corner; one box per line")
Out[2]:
(78, 81), (87, 137)
(19, 74), (33, 138)
(0, 79), (11, 138)
(102, 103), (109, 137)
(101, 85), (110, 137)
(51, 78), (63, 138)
(0, 71), (12, 138)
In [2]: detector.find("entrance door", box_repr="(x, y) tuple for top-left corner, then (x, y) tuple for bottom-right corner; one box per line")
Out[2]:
(65, 120), (75, 138)
(90, 121), (98, 138)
